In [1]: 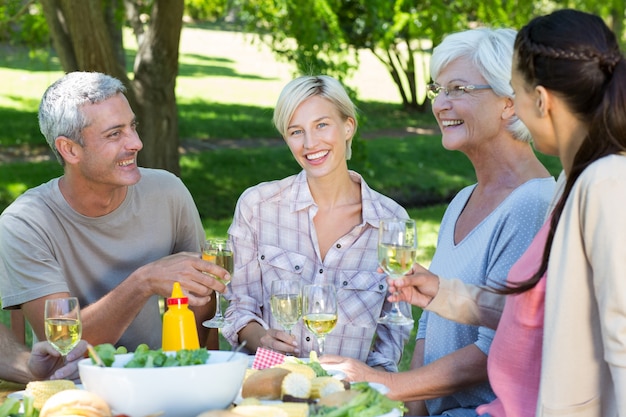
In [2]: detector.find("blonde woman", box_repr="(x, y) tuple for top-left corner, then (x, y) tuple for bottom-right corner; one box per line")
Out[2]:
(223, 75), (410, 371)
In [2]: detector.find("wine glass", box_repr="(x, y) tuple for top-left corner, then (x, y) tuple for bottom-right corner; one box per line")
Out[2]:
(302, 284), (337, 356)
(270, 279), (302, 335)
(377, 218), (418, 326)
(202, 238), (234, 328)
(44, 297), (82, 358)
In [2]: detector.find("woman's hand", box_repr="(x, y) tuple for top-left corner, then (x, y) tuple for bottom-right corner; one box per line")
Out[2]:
(387, 263), (440, 308)
(259, 328), (300, 356)
(320, 355), (380, 382)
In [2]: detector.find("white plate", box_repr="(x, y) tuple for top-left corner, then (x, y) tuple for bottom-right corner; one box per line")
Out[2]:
(7, 390), (25, 401)
(326, 368), (347, 380)
(5, 392), (24, 414)
(378, 409), (402, 417)
(367, 381), (389, 395)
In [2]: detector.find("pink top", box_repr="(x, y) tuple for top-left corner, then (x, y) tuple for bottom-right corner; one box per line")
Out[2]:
(477, 220), (549, 417)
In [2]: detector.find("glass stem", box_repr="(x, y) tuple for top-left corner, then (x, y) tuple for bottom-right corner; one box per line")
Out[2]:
(214, 293), (223, 318)
(391, 284), (403, 315)
(391, 300), (401, 315)
(318, 336), (326, 356)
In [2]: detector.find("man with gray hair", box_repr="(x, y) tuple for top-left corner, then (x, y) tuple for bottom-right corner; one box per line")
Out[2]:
(0, 72), (227, 351)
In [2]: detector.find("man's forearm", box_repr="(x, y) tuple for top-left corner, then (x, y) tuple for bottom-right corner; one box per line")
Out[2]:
(0, 328), (33, 383)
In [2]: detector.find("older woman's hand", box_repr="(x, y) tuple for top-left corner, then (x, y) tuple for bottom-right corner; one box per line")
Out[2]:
(320, 354), (380, 382)
(387, 263), (440, 308)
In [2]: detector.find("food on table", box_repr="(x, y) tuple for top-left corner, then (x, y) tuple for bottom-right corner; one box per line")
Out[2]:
(241, 367), (290, 399)
(314, 382), (406, 416)
(25, 380), (76, 410)
(281, 372), (312, 399)
(90, 343), (209, 368)
(89, 344), (127, 367)
(275, 362), (317, 380)
(270, 402), (310, 417)
(316, 390), (360, 408)
(80, 349), (248, 416)
(39, 389), (111, 417)
(310, 376), (345, 399)
(281, 352), (330, 378)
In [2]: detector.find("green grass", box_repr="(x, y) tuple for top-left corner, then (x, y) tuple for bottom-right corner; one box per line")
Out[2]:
(0, 23), (564, 371)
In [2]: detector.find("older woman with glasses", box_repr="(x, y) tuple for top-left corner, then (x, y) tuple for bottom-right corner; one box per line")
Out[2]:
(322, 28), (555, 416)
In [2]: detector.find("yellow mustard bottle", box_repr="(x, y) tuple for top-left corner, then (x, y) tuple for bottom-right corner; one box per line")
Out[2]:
(162, 281), (200, 351)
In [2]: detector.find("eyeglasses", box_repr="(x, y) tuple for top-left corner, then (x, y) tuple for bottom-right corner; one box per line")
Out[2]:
(426, 83), (492, 100)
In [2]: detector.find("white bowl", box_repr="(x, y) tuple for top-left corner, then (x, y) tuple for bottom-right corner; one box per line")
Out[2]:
(78, 350), (248, 417)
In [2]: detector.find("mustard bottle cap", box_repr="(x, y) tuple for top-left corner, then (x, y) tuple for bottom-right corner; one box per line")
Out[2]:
(167, 282), (189, 306)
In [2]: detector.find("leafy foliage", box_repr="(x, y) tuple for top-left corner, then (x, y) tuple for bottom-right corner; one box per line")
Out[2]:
(0, 0), (48, 46)
(185, 0), (229, 21)
(227, 0), (626, 112)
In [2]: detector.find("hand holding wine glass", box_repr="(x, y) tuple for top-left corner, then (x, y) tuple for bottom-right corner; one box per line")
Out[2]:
(378, 218), (418, 326)
(202, 238), (234, 328)
(302, 284), (337, 356)
(44, 297), (82, 358)
(270, 279), (302, 335)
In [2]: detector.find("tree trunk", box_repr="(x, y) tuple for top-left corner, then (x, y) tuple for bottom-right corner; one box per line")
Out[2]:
(132, 0), (184, 174)
(39, 0), (183, 175)
(39, 0), (79, 71)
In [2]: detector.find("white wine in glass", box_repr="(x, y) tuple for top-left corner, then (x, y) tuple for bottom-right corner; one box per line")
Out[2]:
(202, 238), (234, 329)
(44, 297), (82, 357)
(302, 284), (337, 356)
(270, 279), (302, 335)
(378, 218), (418, 326)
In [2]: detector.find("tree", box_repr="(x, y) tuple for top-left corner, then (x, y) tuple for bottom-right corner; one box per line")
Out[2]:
(39, 0), (184, 174)
(231, 0), (626, 113)
(233, 0), (487, 111)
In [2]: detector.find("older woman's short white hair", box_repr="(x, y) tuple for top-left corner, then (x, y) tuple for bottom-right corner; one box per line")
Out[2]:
(273, 75), (358, 160)
(430, 28), (531, 142)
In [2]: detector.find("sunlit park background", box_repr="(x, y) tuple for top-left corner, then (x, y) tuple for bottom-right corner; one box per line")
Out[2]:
(0, 1), (581, 370)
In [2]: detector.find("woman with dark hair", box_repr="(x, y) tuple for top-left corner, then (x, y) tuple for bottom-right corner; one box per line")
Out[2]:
(388, 9), (626, 417)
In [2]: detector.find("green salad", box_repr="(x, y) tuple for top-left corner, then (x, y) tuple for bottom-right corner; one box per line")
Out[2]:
(311, 382), (405, 417)
(91, 343), (209, 368)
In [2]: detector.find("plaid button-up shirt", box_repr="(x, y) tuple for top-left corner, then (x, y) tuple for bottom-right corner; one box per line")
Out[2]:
(223, 170), (411, 371)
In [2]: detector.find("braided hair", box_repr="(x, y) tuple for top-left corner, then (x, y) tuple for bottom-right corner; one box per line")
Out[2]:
(501, 9), (626, 294)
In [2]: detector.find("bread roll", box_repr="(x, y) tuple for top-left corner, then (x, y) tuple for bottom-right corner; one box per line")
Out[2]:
(241, 367), (290, 400)
(39, 389), (112, 417)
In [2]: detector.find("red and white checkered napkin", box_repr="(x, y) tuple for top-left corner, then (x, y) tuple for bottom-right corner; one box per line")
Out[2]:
(251, 347), (286, 369)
